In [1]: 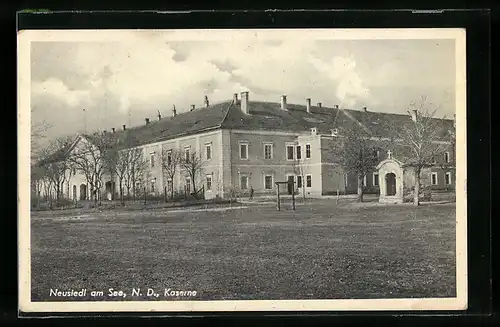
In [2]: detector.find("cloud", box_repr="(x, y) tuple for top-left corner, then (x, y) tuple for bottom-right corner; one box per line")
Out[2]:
(30, 36), (456, 141)
(308, 55), (369, 107)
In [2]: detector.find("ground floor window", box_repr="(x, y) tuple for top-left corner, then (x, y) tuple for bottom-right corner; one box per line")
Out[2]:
(297, 175), (303, 188)
(185, 178), (191, 194)
(264, 175), (273, 189)
(306, 175), (312, 188)
(363, 175), (367, 187)
(445, 172), (452, 185)
(206, 175), (212, 191)
(167, 179), (173, 193)
(240, 175), (248, 190)
(373, 173), (379, 186)
(431, 172), (438, 185)
(344, 173), (348, 187)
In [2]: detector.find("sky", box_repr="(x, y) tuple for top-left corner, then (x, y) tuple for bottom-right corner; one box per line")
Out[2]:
(30, 31), (456, 142)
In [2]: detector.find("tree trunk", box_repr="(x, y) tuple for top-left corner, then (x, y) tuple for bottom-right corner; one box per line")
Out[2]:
(120, 180), (124, 206)
(413, 171), (421, 206)
(356, 174), (364, 203)
(191, 175), (196, 195)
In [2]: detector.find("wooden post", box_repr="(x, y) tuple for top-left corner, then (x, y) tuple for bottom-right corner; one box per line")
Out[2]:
(276, 184), (280, 211)
(292, 183), (295, 210)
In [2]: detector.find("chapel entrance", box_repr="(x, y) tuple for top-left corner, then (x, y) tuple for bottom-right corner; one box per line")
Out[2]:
(287, 175), (294, 195)
(385, 173), (396, 196)
(79, 184), (87, 200)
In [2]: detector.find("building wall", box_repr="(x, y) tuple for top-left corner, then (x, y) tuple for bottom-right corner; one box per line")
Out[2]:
(229, 130), (301, 196)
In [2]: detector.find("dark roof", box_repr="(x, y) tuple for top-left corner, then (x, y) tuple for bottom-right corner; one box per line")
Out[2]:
(111, 100), (233, 147)
(37, 98), (454, 165)
(102, 99), (454, 146)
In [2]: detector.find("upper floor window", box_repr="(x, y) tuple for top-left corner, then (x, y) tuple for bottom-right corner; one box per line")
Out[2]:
(166, 150), (172, 166)
(264, 143), (273, 160)
(286, 145), (295, 160)
(431, 156), (436, 164)
(431, 172), (438, 185)
(296, 145), (302, 160)
(150, 152), (155, 168)
(151, 178), (156, 192)
(444, 152), (450, 163)
(184, 146), (190, 162)
(240, 142), (249, 160)
(305, 144), (311, 159)
(205, 143), (212, 160)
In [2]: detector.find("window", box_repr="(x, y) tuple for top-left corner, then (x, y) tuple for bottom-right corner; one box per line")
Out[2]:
(296, 145), (302, 160)
(306, 175), (312, 188)
(150, 152), (155, 168)
(444, 152), (450, 163)
(305, 144), (311, 159)
(373, 173), (379, 187)
(240, 175), (248, 190)
(240, 142), (248, 160)
(286, 145), (295, 160)
(374, 150), (380, 160)
(205, 143), (212, 160)
(264, 143), (273, 159)
(363, 175), (367, 187)
(431, 156), (436, 164)
(151, 178), (156, 192)
(445, 172), (452, 185)
(344, 173), (348, 187)
(206, 175), (212, 191)
(264, 175), (273, 189)
(431, 172), (438, 185)
(297, 175), (303, 188)
(167, 179), (173, 192)
(184, 147), (190, 162)
(166, 150), (172, 166)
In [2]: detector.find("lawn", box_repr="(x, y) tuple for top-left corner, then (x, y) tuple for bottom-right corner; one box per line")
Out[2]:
(30, 200), (456, 301)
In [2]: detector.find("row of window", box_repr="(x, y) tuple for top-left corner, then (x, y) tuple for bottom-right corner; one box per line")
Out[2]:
(240, 143), (312, 160)
(149, 143), (214, 168)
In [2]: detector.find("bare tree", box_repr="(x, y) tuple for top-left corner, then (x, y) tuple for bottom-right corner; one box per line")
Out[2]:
(68, 132), (114, 205)
(333, 122), (379, 202)
(37, 136), (74, 204)
(386, 96), (451, 206)
(180, 151), (204, 195)
(124, 148), (146, 200)
(161, 148), (182, 199)
(31, 108), (51, 160)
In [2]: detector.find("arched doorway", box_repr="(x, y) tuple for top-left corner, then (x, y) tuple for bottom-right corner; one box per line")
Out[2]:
(72, 185), (77, 200)
(385, 173), (396, 196)
(79, 184), (87, 200)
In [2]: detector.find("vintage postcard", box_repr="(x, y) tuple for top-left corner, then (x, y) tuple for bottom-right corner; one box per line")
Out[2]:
(18, 28), (467, 313)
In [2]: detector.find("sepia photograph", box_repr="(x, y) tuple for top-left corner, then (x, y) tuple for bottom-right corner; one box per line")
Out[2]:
(17, 28), (467, 313)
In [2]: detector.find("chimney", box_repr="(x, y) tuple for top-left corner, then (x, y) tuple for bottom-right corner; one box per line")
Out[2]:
(317, 102), (322, 108)
(363, 106), (368, 112)
(145, 118), (150, 125)
(233, 93), (238, 103)
(190, 104), (195, 111)
(122, 124), (126, 131)
(172, 105), (177, 117)
(280, 95), (287, 111)
(306, 98), (311, 113)
(411, 109), (417, 122)
(112, 128), (115, 133)
(204, 95), (210, 108)
(241, 91), (249, 115)
(333, 104), (339, 109)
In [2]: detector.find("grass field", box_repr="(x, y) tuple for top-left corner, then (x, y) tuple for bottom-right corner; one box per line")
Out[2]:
(30, 200), (456, 301)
